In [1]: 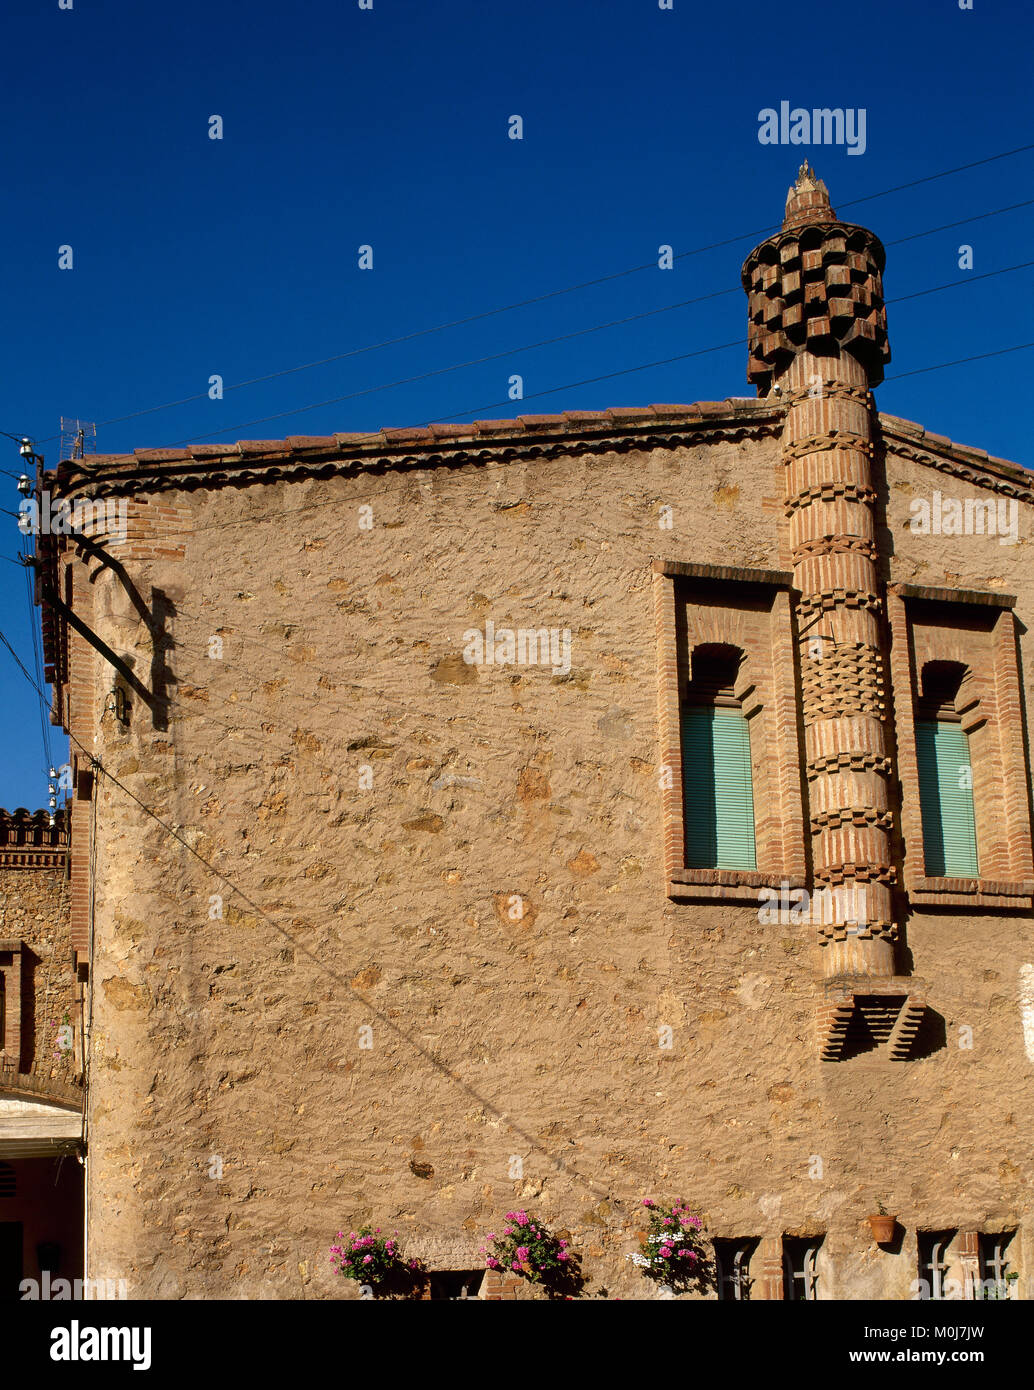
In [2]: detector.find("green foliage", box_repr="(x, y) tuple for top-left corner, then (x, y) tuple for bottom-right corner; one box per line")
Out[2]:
(329, 1227), (420, 1288)
(628, 1199), (714, 1294)
(482, 1211), (582, 1297)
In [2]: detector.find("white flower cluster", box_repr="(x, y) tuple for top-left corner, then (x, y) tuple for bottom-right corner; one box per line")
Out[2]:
(627, 1231), (698, 1270)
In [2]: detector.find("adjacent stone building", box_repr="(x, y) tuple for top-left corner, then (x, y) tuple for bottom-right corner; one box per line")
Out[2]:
(0, 808), (83, 1298)
(36, 165), (1034, 1299)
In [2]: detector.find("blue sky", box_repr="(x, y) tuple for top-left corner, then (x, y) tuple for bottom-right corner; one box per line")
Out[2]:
(0, 0), (1031, 808)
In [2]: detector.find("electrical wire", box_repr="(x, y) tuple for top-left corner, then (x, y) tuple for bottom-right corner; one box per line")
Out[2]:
(886, 341), (1034, 381)
(19, 330), (1029, 563)
(0, 620), (626, 1214)
(167, 259), (1034, 446)
(21, 529), (53, 780)
(27, 145), (1034, 447)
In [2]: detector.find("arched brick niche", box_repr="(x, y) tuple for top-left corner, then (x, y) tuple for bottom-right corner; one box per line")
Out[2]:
(652, 560), (808, 901)
(887, 584), (1034, 908)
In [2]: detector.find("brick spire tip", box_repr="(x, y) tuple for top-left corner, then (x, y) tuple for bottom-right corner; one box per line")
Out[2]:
(783, 161), (836, 230)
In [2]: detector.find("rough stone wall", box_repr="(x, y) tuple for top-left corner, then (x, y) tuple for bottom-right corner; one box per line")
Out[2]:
(0, 865), (76, 1081)
(76, 424), (1034, 1300)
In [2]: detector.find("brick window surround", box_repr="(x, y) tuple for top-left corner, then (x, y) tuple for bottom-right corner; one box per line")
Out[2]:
(714, 1237), (758, 1300)
(653, 561), (808, 902)
(754, 1234), (825, 1300)
(887, 584), (1034, 910)
(916, 1229), (1018, 1300)
(0, 941), (24, 1070)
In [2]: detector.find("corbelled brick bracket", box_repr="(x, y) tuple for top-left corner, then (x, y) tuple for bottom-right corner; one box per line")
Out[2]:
(818, 980), (927, 1061)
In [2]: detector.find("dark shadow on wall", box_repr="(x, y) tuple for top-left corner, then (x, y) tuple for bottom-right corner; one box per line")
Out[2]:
(905, 1004), (947, 1060)
(76, 536), (177, 734)
(18, 948), (37, 1072)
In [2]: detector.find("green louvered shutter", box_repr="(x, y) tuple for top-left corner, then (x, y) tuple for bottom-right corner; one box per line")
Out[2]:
(682, 706), (757, 870)
(915, 719), (978, 877)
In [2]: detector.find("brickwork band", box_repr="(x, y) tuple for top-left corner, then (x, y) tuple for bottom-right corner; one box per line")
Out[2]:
(742, 164), (897, 979)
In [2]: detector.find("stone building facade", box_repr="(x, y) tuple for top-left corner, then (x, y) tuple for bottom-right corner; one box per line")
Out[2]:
(0, 808), (84, 1297)
(38, 166), (1034, 1299)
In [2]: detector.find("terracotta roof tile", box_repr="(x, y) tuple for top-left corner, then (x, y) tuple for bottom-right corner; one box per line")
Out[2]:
(987, 453), (1025, 474)
(237, 440), (291, 455)
(285, 435), (339, 450)
(604, 406), (656, 422)
(515, 414), (568, 429)
(562, 409), (610, 423)
(380, 427), (433, 444)
(470, 419), (521, 434)
(426, 423), (471, 439)
(878, 414), (924, 436)
(951, 443), (989, 463)
(64, 401), (778, 476)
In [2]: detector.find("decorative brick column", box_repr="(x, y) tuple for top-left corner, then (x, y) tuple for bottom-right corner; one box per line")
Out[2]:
(957, 1230), (980, 1299)
(757, 1237), (785, 1300)
(482, 1267), (522, 1300)
(742, 165), (924, 1057)
(0, 940), (24, 1067)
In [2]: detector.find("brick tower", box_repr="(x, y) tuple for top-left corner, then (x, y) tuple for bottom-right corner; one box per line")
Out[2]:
(741, 164), (924, 1059)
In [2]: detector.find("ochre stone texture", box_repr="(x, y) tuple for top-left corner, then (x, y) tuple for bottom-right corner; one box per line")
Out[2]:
(0, 860), (77, 1082)
(51, 402), (1034, 1300)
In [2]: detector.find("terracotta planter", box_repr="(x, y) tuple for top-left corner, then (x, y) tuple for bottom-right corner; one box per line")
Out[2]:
(868, 1214), (897, 1244)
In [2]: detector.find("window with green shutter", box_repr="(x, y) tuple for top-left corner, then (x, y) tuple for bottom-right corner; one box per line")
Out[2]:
(681, 704), (757, 870)
(915, 719), (978, 877)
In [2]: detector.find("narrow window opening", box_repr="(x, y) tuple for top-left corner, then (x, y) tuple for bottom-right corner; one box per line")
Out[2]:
(783, 1235), (822, 1300)
(681, 644), (757, 870)
(977, 1232), (1015, 1300)
(915, 663), (978, 877)
(918, 1230), (955, 1300)
(714, 1237), (757, 1300)
(428, 1269), (484, 1300)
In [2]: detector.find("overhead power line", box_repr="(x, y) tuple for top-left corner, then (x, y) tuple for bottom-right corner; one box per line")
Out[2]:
(29, 145), (1034, 446)
(0, 620), (626, 1214)
(886, 341), (1034, 381)
(170, 259), (1034, 445)
(428, 341), (1034, 427)
(13, 331), (1028, 559)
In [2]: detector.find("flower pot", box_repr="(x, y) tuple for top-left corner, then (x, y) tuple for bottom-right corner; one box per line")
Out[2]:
(868, 1214), (897, 1244)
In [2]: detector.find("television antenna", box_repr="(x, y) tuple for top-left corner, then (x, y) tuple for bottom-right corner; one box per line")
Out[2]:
(59, 417), (96, 462)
